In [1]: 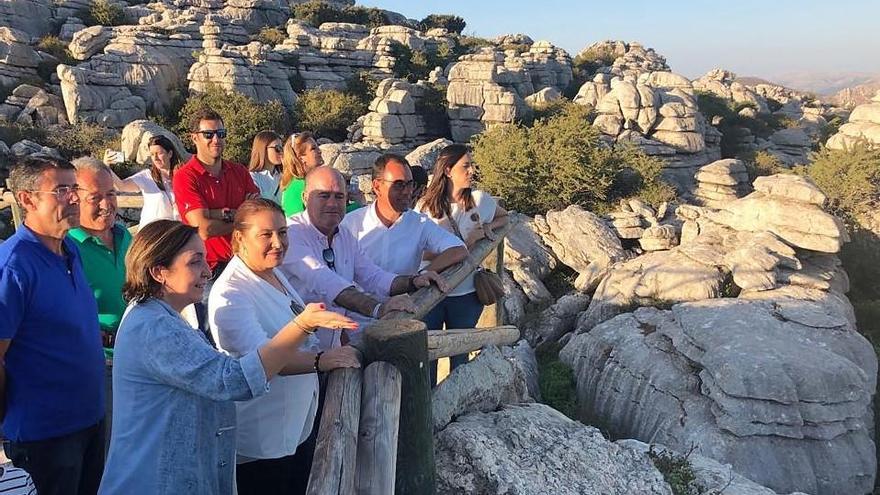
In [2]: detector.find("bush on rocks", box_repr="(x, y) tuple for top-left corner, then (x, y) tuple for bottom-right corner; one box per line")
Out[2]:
(178, 86), (291, 164)
(795, 143), (880, 221)
(473, 103), (675, 216)
(418, 14), (466, 34)
(44, 122), (120, 159)
(293, 88), (365, 142)
(253, 27), (286, 47)
(35, 35), (76, 81)
(83, 0), (126, 27)
(291, 1), (390, 29)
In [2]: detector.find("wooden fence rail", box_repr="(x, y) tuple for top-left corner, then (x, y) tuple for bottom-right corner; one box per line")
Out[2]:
(355, 362), (402, 495)
(427, 325), (519, 361)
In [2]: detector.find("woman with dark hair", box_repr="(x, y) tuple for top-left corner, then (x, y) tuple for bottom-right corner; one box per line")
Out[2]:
(209, 199), (360, 495)
(98, 220), (357, 494)
(280, 132), (323, 217)
(106, 135), (183, 228)
(416, 144), (508, 382)
(248, 131), (284, 203)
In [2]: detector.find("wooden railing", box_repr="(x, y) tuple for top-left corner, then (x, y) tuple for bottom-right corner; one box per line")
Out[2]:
(307, 222), (517, 495)
(1, 188), (144, 229)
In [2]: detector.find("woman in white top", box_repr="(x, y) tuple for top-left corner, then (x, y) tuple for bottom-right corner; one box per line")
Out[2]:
(248, 130), (284, 203)
(208, 199), (361, 495)
(107, 135), (182, 229)
(417, 144), (508, 383)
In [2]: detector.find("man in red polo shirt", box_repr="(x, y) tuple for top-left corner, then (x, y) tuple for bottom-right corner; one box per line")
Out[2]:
(173, 107), (259, 277)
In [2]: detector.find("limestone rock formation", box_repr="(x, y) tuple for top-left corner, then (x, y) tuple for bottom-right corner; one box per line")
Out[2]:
(0, 84), (68, 126)
(560, 299), (876, 495)
(404, 138), (452, 171)
(826, 90), (880, 150)
(506, 40), (572, 94)
(502, 213), (557, 304)
(360, 78), (441, 146)
(519, 292), (591, 350)
(575, 40), (669, 79)
(693, 158), (751, 207)
(119, 120), (189, 165)
(57, 64), (146, 128)
(69, 26), (112, 61)
(534, 205), (627, 291)
(435, 403), (673, 495)
(693, 69), (769, 113)
(0, 27), (40, 87)
(319, 141), (384, 177)
(0, 0), (52, 39)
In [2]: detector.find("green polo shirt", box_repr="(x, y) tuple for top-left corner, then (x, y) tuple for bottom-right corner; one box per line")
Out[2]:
(68, 224), (132, 359)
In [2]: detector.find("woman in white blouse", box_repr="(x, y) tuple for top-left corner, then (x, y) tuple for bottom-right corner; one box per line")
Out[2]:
(417, 144), (508, 383)
(106, 135), (182, 229)
(208, 199), (361, 495)
(248, 130), (284, 203)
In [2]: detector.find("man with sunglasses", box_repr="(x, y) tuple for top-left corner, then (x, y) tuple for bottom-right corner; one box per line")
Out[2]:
(281, 166), (449, 351)
(0, 156), (106, 495)
(342, 154), (467, 279)
(173, 107), (259, 279)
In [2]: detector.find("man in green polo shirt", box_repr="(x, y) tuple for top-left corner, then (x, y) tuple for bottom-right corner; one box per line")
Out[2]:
(68, 156), (132, 451)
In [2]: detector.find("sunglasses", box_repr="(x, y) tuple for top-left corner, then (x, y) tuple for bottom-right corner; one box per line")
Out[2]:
(322, 247), (336, 272)
(196, 129), (227, 140)
(379, 179), (416, 191)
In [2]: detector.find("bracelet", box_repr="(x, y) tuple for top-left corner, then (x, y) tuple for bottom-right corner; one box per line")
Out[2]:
(370, 302), (381, 319)
(314, 351), (324, 372)
(293, 318), (315, 335)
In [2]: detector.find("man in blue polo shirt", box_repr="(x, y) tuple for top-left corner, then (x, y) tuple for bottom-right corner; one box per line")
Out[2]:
(0, 156), (106, 495)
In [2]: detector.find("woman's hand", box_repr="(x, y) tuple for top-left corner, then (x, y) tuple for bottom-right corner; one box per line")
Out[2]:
(296, 303), (359, 332)
(317, 346), (362, 371)
(482, 222), (498, 242)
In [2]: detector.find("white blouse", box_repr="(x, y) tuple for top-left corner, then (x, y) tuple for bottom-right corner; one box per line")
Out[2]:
(128, 169), (179, 229)
(208, 255), (319, 462)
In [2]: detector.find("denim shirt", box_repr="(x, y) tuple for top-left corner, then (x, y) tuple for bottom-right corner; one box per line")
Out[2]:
(99, 299), (269, 495)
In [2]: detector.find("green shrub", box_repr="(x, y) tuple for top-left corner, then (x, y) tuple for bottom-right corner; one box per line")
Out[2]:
(454, 35), (493, 56)
(536, 342), (577, 419)
(794, 143), (880, 221)
(647, 446), (707, 495)
(253, 27), (286, 46)
(419, 14), (466, 34)
(83, 0), (126, 26)
(416, 83), (450, 138)
(345, 70), (379, 107)
(745, 150), (788, 180)
(44, 122), (120, 159)
(817, 115), (844, 148)
(293, 88), (366, 142)
(565, 44), (618, 98)
(390, 41), (457, 83)
(178, 85), (292, 164)
(474, 103), (674, 216)
(35, 35), (76, 81)
(696, 90), (793, 159)
(291, 1), (389, 29)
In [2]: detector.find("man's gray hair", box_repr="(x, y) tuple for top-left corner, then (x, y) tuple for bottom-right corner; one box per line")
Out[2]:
(71, 156), (113, 176)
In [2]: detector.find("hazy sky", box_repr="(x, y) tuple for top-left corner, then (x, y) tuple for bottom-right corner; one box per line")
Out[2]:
(359, 0), (880, 80)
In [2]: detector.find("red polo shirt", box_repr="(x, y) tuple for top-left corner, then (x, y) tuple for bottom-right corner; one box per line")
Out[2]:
(172, 157), (258, 269)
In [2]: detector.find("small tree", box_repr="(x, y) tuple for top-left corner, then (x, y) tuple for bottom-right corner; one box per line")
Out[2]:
(293, 89), (366, 142)
(253, 27), (286, 47)
(795, 143), (880, 221)
(84, 0), (126, 26)
(419, 14), (466, 34)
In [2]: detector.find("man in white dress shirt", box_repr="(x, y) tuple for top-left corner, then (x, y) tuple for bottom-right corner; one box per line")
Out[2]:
(341, 154), (467, 276)
(280, 166), (448, 350)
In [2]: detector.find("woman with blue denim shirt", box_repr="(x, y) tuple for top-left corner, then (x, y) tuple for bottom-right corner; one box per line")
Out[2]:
(98, 220), (357, 495)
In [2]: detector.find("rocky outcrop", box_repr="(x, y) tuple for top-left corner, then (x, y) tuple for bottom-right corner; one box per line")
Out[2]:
(519, 292), (590, 350)
(360, 78), (438, 146)
(319, 141), (385, 177)
(446, 48), (533, 142)
(403, 137), (451, 171)
(575, 40), (669, 79)
(0, 84), (68, 126)
(57, 64), (146, 128)
(435, 403), (673, 495)
(503, 212), (557, 304)
(693, 69), (769, 113)
(560, 299), (876, 495)
(69, 26), (112, 61)
(0, 27), (40, 87)
(826, 90), (880, 150)
(505, 40), (572, 94)
(693, 158), (751, 207)
(0, 0), (52, 39)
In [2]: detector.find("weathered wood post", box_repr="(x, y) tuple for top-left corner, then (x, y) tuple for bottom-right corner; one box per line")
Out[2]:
(356, 361), (402, 495)
(306, 368), (363, 495)
(361, 319), (433, 495)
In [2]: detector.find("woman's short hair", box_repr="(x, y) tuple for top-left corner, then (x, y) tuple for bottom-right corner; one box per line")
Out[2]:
(231, 198), (285, 253)
(280, 131), (316, 189)
(248, 130), (282, 173)
(123, 220), (199, 303)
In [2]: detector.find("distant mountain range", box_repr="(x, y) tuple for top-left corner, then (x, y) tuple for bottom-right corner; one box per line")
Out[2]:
(735, 71), (880, 108)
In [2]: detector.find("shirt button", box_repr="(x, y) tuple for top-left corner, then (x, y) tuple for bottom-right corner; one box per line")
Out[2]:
(218, 460), (228, 467)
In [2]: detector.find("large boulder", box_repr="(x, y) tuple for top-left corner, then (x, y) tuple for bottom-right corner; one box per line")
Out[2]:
(57, 64), (146, 128)
(560, 299), (877, 495)
(0, 27), (40, 87)
(120, 120), (190, 165)
(435, 403), (673, 495)
(502, 213), (556, 304)
(826, 91), (880, 150)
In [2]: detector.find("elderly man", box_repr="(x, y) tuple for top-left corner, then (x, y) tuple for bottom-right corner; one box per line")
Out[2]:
(281, 166), (448, 350)
(0, 156), (106, 495)
(342, 154), (467, 276)
(173, 107), (259, 277)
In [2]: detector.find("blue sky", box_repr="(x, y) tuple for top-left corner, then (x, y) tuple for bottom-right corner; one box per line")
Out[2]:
(360, 0), (880, 80)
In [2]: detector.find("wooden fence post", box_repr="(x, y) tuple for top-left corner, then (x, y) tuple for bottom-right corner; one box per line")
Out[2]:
(356, 361), (402, 495)
(306, 368), (363, 495)
(361, 319), (434, 495)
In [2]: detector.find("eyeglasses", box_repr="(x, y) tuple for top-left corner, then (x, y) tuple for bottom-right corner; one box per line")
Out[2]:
(268, 144), (283, 152)
(30, 185), (80, 199)
(322, 247), (336, 272)
(196, 129), (227, 140)
(81, 190), (118, 204)
(379, 179), (416, 191)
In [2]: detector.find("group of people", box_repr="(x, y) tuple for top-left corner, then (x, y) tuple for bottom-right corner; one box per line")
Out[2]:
(0, 106), (507, 495)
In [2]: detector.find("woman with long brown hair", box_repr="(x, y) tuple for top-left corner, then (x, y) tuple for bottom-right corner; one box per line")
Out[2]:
(248, 130), (284, 203)
(99, 220), (357, 494)
(417, 144), (508, 383)
(280, 132), (323, 217)
(105, 135), (183, 228)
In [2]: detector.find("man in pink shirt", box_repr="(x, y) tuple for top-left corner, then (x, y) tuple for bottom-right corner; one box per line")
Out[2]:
(280, 166), (448, 350)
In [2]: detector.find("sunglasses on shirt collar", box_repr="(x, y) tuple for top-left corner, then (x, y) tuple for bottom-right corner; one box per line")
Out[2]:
(322, 247), (336, 271)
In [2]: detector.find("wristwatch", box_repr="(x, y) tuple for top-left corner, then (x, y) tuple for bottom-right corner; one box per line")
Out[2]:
(221, 208), (234, 223)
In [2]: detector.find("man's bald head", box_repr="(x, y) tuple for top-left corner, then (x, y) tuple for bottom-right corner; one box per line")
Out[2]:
(303, 166), (347, 236)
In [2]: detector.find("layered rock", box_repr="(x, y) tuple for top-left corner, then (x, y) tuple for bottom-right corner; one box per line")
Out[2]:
(435, 403), (672, 495)
(693, 69), (769, 113)
(560, 299), (876, 495)
(826, 90), (880, 150)
(403, 137), (451, 171)
(446, 48), (532, 142)
(502, 212), (557, 304)
(0, 27), (40, 87)
(0, 84), (68, 126)
(763, 127), (811, 166)
(575, 40), (669, 79)
(69, 26), (112, 61)
(360, 78), (437, 146)
(504, 40), (572, 94)
(693, 158), (751, 207)
(188, 19), (297, 111)
(319, 141), (385, 177)
(0, 0), (52, 39)
(57, 64), (146, 127)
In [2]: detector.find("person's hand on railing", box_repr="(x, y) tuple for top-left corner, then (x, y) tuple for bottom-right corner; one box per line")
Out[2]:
(378, 294), (416, 317)
(295, 303), (359, 332)
(481, 222), (499, 242)
(413, 270), (450, 293)
(317, 346), (362, 371)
